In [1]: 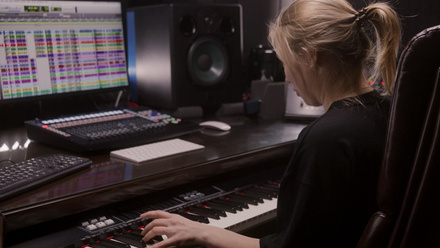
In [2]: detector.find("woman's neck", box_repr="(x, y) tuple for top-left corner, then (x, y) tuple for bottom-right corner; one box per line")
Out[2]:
(322, 82), (373, 111)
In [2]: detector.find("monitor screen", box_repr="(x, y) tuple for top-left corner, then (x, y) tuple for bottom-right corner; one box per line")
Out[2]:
(0, 0), (129, 103)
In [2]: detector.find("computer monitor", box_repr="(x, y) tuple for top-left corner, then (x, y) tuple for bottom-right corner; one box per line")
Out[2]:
(0, 0), (129, 105)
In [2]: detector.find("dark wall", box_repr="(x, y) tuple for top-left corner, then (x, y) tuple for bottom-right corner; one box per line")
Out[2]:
(396, 0), (440, 47)
(348, 0), (440, 49)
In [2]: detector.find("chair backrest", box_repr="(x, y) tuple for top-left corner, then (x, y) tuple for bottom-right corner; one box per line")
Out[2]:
(357, 25), (440, 248)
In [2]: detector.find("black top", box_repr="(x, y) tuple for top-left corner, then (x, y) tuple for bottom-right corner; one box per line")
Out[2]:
(260, 90), (391, 248)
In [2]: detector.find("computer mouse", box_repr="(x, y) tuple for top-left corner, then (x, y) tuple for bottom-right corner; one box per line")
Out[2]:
(199, 121), (231, 131)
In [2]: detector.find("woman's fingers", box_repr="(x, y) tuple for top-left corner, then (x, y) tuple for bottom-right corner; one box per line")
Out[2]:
(140, 210), (204, 247)
(140, 210), (184, 244)
(146, 236), (175, 248)
(142, 226), (168, 243)
(140, 210), (172, 219)
(141, 218), (169, 236)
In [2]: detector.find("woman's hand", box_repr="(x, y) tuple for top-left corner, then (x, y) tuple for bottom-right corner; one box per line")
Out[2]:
(140, 210), (260, 248)
(140, 210), (209, 247)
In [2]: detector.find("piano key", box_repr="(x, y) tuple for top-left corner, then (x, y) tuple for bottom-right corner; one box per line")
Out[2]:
(178, 211), (210, 224)
(79, 235), (130, 248)
(204, 201), (238, 213)
(210, 198), (246, 211)
(82, 244), (114, 248)
(266, 181), (281, 189)
(217, 197), (250, 209)
(240, 190), (272, 200)
(199, 205), (227, 217)
(230, 194), (262, 205)
(207, 197), (278, 229)
(126, 228), (159, 247)
(244, 188), (276, 199)
(112, 233), (145, 247)
(187, 206), (224, 219)
(75, 180), (280, 248)
(256, 184), (280, 193)
(90, 239), (131, 248)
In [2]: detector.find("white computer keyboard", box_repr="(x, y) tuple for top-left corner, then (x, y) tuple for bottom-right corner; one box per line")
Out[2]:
(110, 138), (205, 163)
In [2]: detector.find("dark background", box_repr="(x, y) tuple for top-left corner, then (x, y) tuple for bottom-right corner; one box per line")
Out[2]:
(124, 0), (440, 66)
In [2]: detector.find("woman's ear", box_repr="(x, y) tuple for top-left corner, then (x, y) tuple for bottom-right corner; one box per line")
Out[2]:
(309, 50), (326, 74)
(306, 50), (318, 70)
(312, 50), (320, 67)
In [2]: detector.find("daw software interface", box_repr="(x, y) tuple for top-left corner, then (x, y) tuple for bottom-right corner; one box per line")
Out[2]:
(0, 0), (129, 102)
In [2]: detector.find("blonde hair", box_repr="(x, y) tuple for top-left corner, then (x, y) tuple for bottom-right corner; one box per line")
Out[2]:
(268, 0), (401, 94)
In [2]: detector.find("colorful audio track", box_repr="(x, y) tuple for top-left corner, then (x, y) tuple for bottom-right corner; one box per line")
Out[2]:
(0, 20), (128, 100)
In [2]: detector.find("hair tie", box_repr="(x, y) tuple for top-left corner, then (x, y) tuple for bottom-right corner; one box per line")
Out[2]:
(354, 8), (370, 27)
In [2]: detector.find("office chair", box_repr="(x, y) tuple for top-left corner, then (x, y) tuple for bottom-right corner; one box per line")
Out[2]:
(357, 25), (440, 247)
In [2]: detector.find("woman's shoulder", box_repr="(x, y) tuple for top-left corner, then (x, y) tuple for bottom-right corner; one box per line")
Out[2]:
(299, 91), (391, 146)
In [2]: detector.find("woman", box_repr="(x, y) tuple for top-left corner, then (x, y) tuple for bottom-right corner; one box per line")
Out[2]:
(140, 0), (401, 247)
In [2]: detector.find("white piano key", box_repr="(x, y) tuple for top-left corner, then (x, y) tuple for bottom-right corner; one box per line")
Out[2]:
(206, 197), (277, 230)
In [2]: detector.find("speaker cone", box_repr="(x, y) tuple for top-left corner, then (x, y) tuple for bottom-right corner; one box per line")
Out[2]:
(187, 37), (229, 87)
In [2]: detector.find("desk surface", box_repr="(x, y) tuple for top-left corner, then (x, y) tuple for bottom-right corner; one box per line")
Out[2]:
(0, 115), (306, 233)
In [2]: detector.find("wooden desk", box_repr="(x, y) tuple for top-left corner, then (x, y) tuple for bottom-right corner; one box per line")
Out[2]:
(0, 116), (306, 247)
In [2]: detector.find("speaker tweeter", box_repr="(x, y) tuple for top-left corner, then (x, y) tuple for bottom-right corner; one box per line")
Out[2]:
(180, 16), (196, 36)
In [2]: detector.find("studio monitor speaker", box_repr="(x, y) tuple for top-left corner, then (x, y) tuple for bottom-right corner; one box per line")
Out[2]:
(127, 3), (244, 113)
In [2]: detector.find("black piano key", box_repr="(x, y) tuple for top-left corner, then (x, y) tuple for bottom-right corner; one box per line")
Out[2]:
(234, 193), (264, 204)
(102, 240), (131, 248)
(221, 196), (248, 208)
(187, 206), (222, 220)
(253, 186), (279, 197)
(127, 228), (157, 246)
(127, 226), (145, 236)
(92, 239), (130, 248)
(126, 232), (145, 240)
(253, 183), (279, 191)
(135, 231), (164, 243)
(212, 197), (248, 210)
(228, 194), (259, 206)
(267, 181), (281, 188)
(129, 228), (143, 236)
(85, 243), (116, 248)
(242, 189), (273, 200)
(198, 204), (227, 217)
(204, 201), (237, 213)
(178, 211), (210, 224)
(112, 233), (145, 247)
(257, 184), (280, 193)
(153, 235), (164, 242)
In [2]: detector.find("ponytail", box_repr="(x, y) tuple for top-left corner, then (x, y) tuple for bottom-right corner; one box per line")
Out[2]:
(358, 3), (401, 92)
